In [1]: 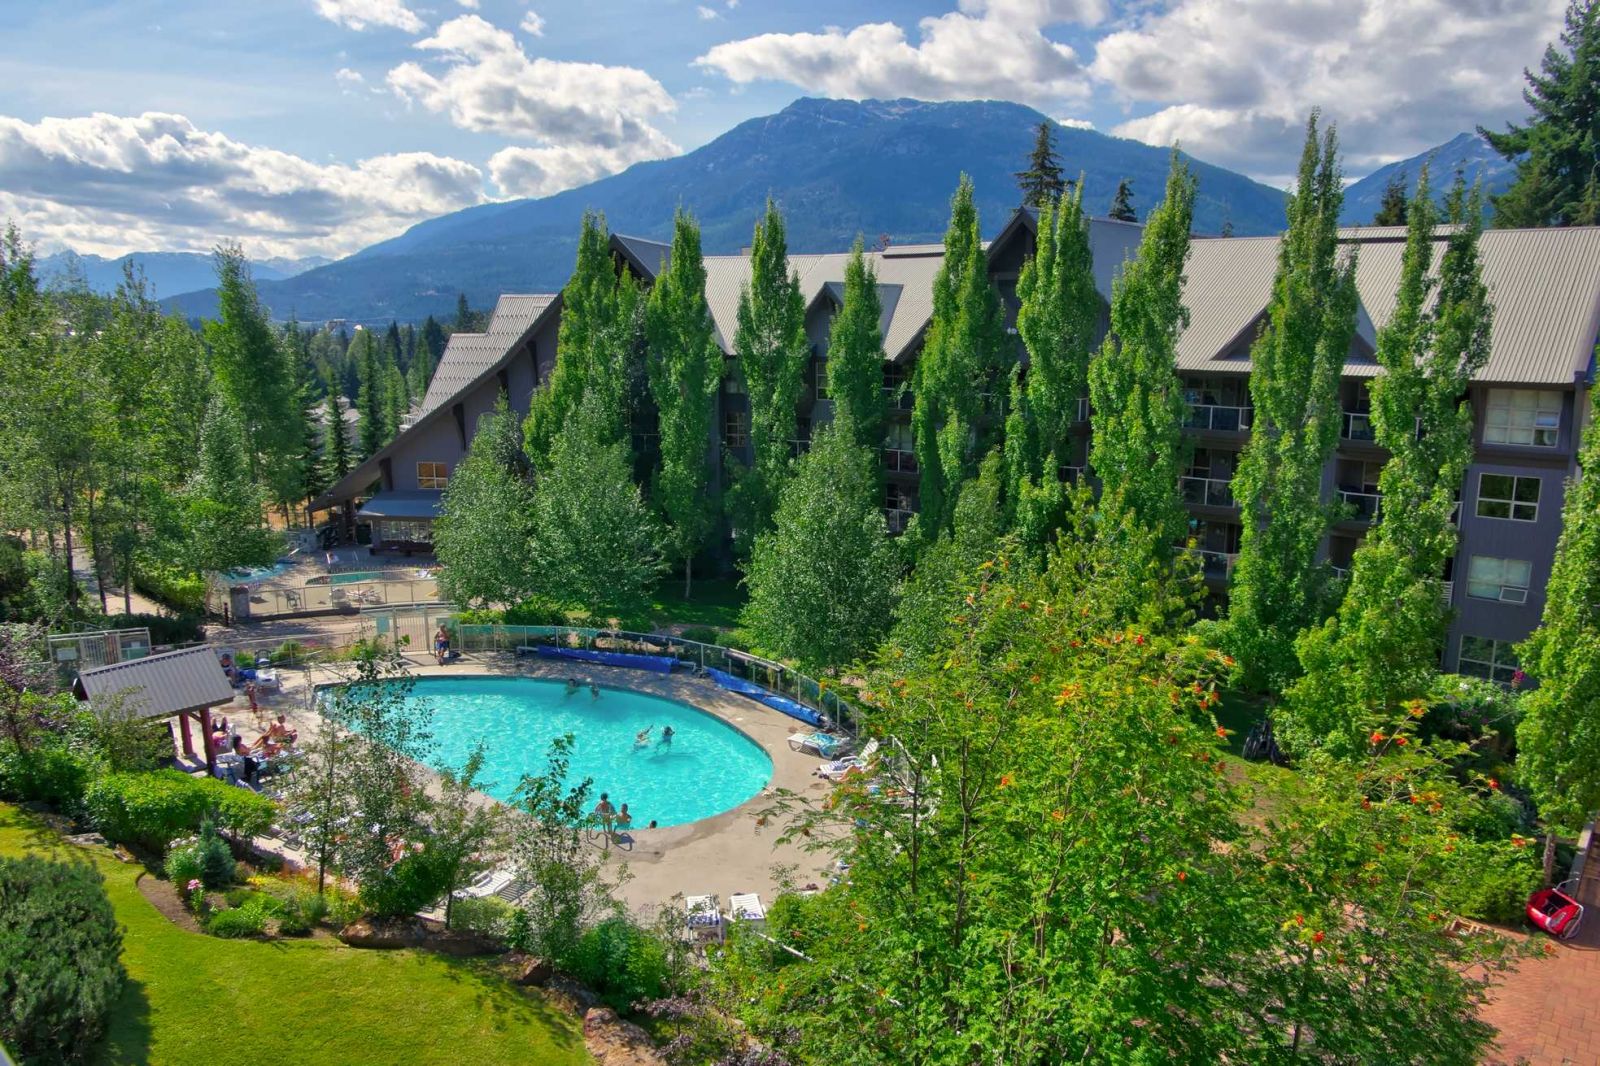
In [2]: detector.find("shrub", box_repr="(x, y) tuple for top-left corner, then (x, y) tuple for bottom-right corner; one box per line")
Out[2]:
(358, 848), (456, 918)
(206, 904), (267, 939)
(568, 917), (670, 1011)
(506, 906), (535, 953)
(451, 894), (516, 939)
(325, 889), (365, 930)
(0, 742), (93, 812)
(1448, 845), (1542, 924)
(84, 770), (275, 854)
(162, 842), (204, 888)
(270, 640), (306, 666)
(103, 611), (205, 647)
(280, 887), (328, 933)
(194, 822), (237, 889)
(131, 561), (208, 616)
(0, 856), (125, 1063)
(678, 626), (721, 646)
(504, 598), (571, 627)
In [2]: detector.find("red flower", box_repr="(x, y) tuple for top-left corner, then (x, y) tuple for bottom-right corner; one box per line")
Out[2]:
(999, 774), (1013, 789)
(1487, 778), (1500, 790)
(1177, 871), (1187, 882)
(1215, 726), (1228, 739)
(1394, 736), (1409, 747)
(1312, 931), (1325, 944)
(1370, 731), (1385, 744)
(1133, 634), (1146, 646)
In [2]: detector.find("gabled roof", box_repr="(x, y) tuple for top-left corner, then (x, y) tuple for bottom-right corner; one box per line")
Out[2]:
(311, 292), (560, 511)
(612, 234), (671, 279)
(73, 646), (235, 719)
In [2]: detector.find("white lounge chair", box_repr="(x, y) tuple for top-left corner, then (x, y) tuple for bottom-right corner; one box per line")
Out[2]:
(455, 869), (514, 900)
(787, 730), (848, 758)
(728, 892), (767, 930)
(686, 894), (723, 944)
(817, 738), (879, 781)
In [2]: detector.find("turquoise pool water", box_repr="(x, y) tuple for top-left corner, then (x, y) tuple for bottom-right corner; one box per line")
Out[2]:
(339, 676), (773, 828)
(225, 560), (293, 583)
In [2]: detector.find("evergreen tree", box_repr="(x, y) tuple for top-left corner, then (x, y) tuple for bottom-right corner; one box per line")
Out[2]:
(382, 352), (409, 443)
(322, 389), (353, 484)
(527, 212), (641, 463)
(911, 175), (1009, 540)
(1480, 0), (1600, 227)
(1087, 151), (1195, 568)
(455, 292), (474, 331)
(434, 394), (537, 609)
(383, 321), (403, 370)
(1285, 174), (1493, 756)
(645, 208), (723, 597)
(1226, 114), (1360, 693)
(743, 424), (898, 672)
(1014, 120), (1066, 208)
(1517, 383), (1600, 830)
(1004, 182), (1098, 544)
(181, 396), (277, 573)
(1109, 178), (1137, 222)
(1373, 170), (1410, 225)
(352, 329), (385, 459)
(824, 238), (887, 455)
(728, 199), (809, 555)
(421, 314), (446, 361)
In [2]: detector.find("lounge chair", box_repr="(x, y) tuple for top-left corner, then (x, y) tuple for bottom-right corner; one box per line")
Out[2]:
(686, 894), (723, 944)
(817, 738), (879, 781)
(728, 892), (767, 930)
(455, 869), (515, 900)
(787, 730), (849, 758)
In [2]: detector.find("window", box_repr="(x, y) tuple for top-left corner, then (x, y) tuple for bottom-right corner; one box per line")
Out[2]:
(1476, 473), (1541, 522)
(883, 421), (917, 474)
(417, 462), (448, 490)
(813, 354), (829, 400)
(1467, 555), (1532, 603)
(379, 519), (432, 546)
(723, 408), (749, 450)
(1484, 389), (1561, 447)
(1459, 636), (1519, 685)
(723, 364), (747, 395)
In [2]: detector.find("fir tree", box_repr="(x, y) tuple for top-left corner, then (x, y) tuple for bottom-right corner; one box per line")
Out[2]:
(911, 174), (1009, 540)
(1087, 151), (1195, 568)
(1005, 181), (1098, 544)
(421, 315), (446, 362)
(1517, 383), (1600, 829)
(455, 292), (474, 331)
(645, 208), (723, 597)
(1014, 121), (1066, 208)
(1285, 173), (1493, 756)
(1225, 113), (1359, 693)
(1109, 179), (1137, 222)
(824, 238), (888, 456)
(1481, 0), (1600, 227)
(728, 198), (809, 555)
(352, 329), (385, 459)
(434, 394), (537, 609)
(1373, 170), (1410, 225)
(204, 244), (301, 485)
(323, 388), (353, 484)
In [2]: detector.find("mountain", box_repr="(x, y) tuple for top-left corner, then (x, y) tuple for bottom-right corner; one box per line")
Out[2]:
(1340, 132), (1517, 225)
(38, 250), (329, 299)
(167, 98), (1289, 324)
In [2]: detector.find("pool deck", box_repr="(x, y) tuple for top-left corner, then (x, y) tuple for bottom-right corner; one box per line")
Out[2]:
(250, 650), (845, 916)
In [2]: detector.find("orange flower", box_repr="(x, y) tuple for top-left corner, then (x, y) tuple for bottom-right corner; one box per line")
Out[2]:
(999, 774), (1013, 788)
(1029, 674), (1041, 684)
(1294, 914), (1304, 927)
(1050, 809), (1065, 822)
(1222, 655), (1236, 667)
(1215, 726), (1228, 739)
(1177, 871), (1187, 882)
(1487, 778), (1500, 790)
(1312, 931), (1325, 944)
(1394, 736), (1409, 747)
(1361, 798), (1372, 810)
(1133, 634), (1146, 646)
(1370, 731), (1386, 744)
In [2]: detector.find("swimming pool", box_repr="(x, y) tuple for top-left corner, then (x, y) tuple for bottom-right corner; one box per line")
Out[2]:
(336, 676), (773, 828)
(225, 559), (294, 583)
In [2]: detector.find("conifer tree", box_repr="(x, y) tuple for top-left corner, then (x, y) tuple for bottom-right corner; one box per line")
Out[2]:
(182, 395), (277, 573)
(1373, 170), (1410, 225)
(1087, 151), (1195, 567)
(421, 314), (446, 361)
(645, 208), (723, 597)
(1014, 121), (1066, 208)
(1005, 182), (1098, 543)
(824, 238), (887, 455)
(728, 199), (809, 554)
(323, 389), (353, 484)
(1109, 179), (1137, 222)
(407, 333), (435, 402)
(1481, 0), (1600, 227)
(912, 175), (1008, 540)
(352, 329), (385, 459)
(1285, 174), (1493, 756)
(1517, 383), (1600, 830)
(455, 292), (474, 331)
(1226, 114), (1359, 693)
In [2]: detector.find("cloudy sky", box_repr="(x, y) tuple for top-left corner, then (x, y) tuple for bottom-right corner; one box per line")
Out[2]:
(0, 0), (1565, 259)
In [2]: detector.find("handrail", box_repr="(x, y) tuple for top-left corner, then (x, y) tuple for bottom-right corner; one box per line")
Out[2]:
(1184, 404), (1252, 432)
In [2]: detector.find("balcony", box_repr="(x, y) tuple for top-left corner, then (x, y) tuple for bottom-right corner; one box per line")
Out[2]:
(1341, 410), (1375, 442)
(1189, 548), (1239, 580)
(1441, 580), (1454, 606)
(883, 449), (918, 475)
(1180, 475), (1235, 508)
(1058, 464), (1085, 483)
(1075, 396), (1090, 423)
(1184, 404), (1253, 433)
(886, 507), (915, 535)
(1338, 488), (1381, 522)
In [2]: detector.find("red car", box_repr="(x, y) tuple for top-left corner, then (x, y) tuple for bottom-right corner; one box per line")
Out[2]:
(1527, 880), (1584, 940)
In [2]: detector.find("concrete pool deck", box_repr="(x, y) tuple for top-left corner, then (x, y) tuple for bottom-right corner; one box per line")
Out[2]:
(248, 650), (845, 915)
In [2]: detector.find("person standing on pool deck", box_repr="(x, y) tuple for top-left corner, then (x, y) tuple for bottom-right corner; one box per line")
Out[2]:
(434, 625), (450, 666)
(594, 793), (616, 840)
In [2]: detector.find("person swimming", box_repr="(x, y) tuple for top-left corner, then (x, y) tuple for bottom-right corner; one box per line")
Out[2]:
(589, 680), (600, 698)
(565, 677), (580, 695)
(634, 726), (652, 747)
(660, 725), (674, 746)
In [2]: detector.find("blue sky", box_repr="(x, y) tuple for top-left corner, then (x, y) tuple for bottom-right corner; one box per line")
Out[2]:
(0, 0), (1567, 259)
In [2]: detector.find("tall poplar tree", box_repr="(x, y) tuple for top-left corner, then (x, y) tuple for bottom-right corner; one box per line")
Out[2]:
(1014, 121), (1066, 208)
(1225, 114), (1359, 693)
(1087, 151), (1195, 567)
(645, 208), (722, 597)
(1005, 182), (1098, 542)
(1517, 383), (1600, 830)
(824, 238), (887, 455)
(1286, 175), (1493, 756)
(912, 174), (1008, 540)
(728, 199), (809, 555)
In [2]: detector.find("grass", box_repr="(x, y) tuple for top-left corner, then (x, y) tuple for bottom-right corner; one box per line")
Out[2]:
(1210, 686), (1298, 827)
(0, 804), (590, 1066)
(643, 576), (746, 631)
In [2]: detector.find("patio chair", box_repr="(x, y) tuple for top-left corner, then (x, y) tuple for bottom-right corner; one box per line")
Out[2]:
(728, 892), (767, 931)
(685, 894), (723, 944)
(454, 869), (514, 900)
(788, 730), (849, 758)
(817, 738), (879, 781)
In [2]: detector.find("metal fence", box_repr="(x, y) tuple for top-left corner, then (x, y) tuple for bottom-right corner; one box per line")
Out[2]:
(216, 575), (443, 620)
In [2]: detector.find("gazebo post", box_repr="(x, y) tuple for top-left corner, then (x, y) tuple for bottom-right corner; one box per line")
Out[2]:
(178, 712), (194, 758)
(201, 707), (216, 776)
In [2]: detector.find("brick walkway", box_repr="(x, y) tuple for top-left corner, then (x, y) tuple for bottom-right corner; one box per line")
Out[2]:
(1482, 893), (1600, 1064)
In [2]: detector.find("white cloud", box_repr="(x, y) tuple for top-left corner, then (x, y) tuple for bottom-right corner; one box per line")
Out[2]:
(697, 5), (719, 20)
(694, 0), (1104, 108)
(313, 0), (425, 34)
(1057, 116), (1093, 130)
(1093, 0), (1566, 177)
(489, 143), (652, 198)
(388, 15), (679, 192)
(457, 0), (479, 7)
(334, 67), (366, 88)
(0, 111), (485, 258)
(519, 10), (544, 36)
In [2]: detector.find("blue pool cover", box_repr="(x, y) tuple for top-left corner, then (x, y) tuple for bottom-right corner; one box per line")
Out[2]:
(704, 667), (825, 727)
(527, 645), (679, 674)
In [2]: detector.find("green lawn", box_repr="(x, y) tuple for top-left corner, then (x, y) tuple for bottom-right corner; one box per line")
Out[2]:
(644, 576), (746, 630)
(0, 804), (590, 1066)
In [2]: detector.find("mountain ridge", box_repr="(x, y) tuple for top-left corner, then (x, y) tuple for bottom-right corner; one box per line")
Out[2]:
(38, 250), (330, 299)
(1340, 132), (1517, 224)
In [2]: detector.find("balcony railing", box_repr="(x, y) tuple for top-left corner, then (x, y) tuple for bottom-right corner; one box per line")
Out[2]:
(883, 449), (918, 475)
(1441, 580), (1454, 606)
(1075, 396), (1090, 423)
(1341, 410), (1375, 441)
(1180, 475), (1235, 508)
(886, 508), (916, 535)
(1184, 404), (1253, 432)
(1188, 547), (1239, 579)
(1058, 464), (1085, 483)
(1338, 489), (1381, 522)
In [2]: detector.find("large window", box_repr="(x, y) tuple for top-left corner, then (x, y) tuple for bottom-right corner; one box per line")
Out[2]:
(1459, 636), (1519, 685)
(1475, 473), (1541, 522)
(723, 408), (749, 450)
(813, 353), (829, 400)
(417, 462), (448, 490)
(1484, 389), (1561, 447)
(379, 519), (433, 546)
(1466, 555), (1532, 603)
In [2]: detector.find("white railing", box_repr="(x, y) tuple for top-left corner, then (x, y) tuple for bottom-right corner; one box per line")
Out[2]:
(1341, 410), (1376, 441)
(1338, 489), (1381, 521)
(227, 575), (443, 620)
(1180, 475), (1235, 508)
(1441, 581), (1454, 606)
(1075, 396), (1090, 422)
(1184, 404), (1253, 432)
(1189, 548), (1239, 578)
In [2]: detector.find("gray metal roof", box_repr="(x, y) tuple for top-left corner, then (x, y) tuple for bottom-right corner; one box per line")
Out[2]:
(613, 234), (671, 277)
(73, 646), (236, 719)
(357, 490), (444, 520)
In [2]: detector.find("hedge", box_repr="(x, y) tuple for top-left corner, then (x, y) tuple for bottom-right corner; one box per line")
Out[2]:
(0, 856), (125, 1063)
(0, 743), (93, 812)
(84, 770), (275, 854)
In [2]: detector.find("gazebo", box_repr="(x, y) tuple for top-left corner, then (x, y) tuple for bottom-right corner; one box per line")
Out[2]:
(73, 646), (238, 775)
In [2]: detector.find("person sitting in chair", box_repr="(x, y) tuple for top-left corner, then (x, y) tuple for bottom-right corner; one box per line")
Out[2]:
(267, 714), (298, 745)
